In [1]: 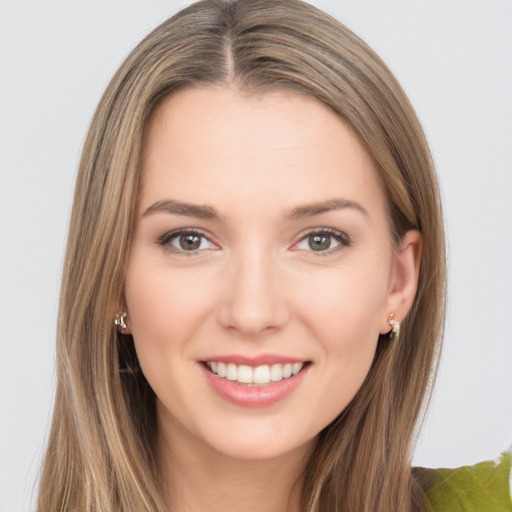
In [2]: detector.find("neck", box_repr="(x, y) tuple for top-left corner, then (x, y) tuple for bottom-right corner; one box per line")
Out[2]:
(157, 417), (312, 512)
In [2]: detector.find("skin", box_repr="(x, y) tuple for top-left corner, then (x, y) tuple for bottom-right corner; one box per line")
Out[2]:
(123, 86), (421, 512)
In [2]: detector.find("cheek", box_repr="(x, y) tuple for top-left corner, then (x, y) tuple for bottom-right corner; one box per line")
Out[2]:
(124, 257), (216, 364)
(297, 262), (389, 344)
(294, 264), (389, 406)
(123, 258), (221, 419)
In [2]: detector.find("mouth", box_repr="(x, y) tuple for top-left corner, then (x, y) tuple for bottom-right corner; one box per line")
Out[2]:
(202, 360), (311, 386)
(200, 357), (311, 407)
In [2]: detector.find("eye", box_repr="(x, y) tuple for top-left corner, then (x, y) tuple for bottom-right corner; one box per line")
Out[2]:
(294, 229), (350, 254)
(159, 230), (217, 254)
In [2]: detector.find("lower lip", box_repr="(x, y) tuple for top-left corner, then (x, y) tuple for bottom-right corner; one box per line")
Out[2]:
(201, 364), (309, 408)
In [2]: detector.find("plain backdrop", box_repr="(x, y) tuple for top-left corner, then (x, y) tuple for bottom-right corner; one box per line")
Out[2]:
(0, 1), (511, 511)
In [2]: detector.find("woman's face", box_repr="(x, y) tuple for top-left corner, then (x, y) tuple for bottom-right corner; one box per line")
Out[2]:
(124, 87), (420, 462)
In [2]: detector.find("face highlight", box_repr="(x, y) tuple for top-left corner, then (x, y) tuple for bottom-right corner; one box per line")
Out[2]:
(123, 87), (419, 463)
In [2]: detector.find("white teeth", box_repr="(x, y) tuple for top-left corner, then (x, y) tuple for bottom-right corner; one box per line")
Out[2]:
(226, 363), (238, 381)
(237, 365), (253, 384)
(270, 363), (283, 381)
(217, 362), (226, 377)
(206, 361), (305, 384)
(253, 365), (271, 384)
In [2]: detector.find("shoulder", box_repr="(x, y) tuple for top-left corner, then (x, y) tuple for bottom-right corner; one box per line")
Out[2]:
(414, 451), (512, 512)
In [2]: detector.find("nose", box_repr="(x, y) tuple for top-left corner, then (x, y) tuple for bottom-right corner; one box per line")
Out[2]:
(217, 246), (290, 337)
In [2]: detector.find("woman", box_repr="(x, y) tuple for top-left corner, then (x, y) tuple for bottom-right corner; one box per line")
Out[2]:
(35, 1), (510, 511)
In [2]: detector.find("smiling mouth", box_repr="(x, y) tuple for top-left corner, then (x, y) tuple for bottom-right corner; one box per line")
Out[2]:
(203, 361), (310, 386)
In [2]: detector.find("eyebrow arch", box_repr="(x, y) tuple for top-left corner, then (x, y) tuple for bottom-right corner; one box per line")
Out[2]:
(286, 198), (368, 220)
(143, 199), (220, 219)
(142, 198), (367, 221)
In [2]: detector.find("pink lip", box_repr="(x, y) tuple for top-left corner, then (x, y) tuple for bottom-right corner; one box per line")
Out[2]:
(200, 361), (310, 408)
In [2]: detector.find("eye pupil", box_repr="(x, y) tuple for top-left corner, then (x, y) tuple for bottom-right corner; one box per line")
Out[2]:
(179, 233), (201, 250)
(309, 234), (330, 251)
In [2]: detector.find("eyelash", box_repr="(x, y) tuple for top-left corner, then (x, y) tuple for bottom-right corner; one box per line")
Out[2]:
(157, 228), (351, 256)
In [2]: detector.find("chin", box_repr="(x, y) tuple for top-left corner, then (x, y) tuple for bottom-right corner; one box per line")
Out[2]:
(207, 429), (315, 463)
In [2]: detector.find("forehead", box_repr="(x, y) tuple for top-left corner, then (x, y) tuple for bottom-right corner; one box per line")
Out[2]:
(139, 86), (387, 221)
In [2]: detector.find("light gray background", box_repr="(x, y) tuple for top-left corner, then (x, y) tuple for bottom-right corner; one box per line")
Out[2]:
(1, 1), (511, 511)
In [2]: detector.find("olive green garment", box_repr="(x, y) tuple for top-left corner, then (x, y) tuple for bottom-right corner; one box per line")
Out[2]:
(417, 451), (512, 512)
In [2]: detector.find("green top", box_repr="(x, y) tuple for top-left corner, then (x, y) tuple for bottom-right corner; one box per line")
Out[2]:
(418, 451), (512, 512)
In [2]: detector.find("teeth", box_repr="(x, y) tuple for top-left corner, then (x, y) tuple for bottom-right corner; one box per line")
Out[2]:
(270, 363), (283, 381)
(253, 365), (270, 384)
(237, 365), (253, 384)
(217, 362), (226, 377)
(226, 363), (238, 381)
(206, 361), (305, 385)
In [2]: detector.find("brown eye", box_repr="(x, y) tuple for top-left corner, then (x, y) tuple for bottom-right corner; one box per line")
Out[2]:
(294, 229), (351, 254)
(308, 234), (331, 251)
(179, 233), (202, 250)
(159, 230), (216, 254)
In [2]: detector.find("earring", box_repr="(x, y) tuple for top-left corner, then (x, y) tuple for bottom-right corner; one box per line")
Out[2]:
(114, 311), (127, 330)
(387, 313), (400, 340)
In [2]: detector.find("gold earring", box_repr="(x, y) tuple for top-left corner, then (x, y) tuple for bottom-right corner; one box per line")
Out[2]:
(114, 311), (127, 330)
(387, 313), (400, 340)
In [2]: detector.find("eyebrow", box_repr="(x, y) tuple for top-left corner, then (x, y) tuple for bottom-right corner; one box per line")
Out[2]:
(143, 199), (220, 219)
(142, 197), (368, 221)
(286, 198), (368, 220)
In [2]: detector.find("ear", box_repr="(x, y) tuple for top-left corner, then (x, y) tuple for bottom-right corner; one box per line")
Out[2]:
(379, 230), (422, 335)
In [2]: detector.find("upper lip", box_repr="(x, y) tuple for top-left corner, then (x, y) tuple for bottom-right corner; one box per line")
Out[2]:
(199, 354), (309, 366)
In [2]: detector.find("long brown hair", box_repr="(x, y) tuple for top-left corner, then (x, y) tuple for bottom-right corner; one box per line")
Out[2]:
(37, 1), (446, 511)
